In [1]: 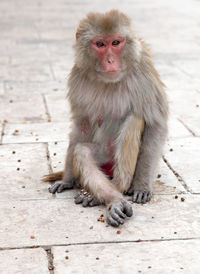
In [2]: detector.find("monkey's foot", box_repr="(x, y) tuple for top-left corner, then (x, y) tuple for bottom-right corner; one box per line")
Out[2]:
(49, 180), (74, 194)
(107, 199), (133, 227)
(132, 190), (152, 204)
(126, 184), (152, 204)
(74, 189), (101, 207)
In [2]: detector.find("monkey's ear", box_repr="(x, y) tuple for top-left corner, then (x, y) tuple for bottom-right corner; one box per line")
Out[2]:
(76, 30), (80, 40)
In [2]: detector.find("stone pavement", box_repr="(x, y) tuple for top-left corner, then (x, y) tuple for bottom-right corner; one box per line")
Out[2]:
(0, 0), (200, 273)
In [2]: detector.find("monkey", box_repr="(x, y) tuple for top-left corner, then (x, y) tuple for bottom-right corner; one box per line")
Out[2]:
(42, 10), (168, 227)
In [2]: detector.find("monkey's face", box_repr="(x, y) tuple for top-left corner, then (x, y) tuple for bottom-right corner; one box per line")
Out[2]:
(91, 35), (127, 83)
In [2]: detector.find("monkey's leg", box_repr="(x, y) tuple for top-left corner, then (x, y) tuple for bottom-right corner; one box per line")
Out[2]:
(73, 143), (133, 227)
(49, 123), (88, 193)
(48, 143), (75, 193)
(127, 122), (167, 203)
(113, 115), (144, 193)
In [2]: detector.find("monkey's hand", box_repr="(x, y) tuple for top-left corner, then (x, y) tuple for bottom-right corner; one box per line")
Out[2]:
(107, 199), (133, 227)
(49, 180), (74, 194)
(126, 183), (152, 204)
(74, 189), (101, 207)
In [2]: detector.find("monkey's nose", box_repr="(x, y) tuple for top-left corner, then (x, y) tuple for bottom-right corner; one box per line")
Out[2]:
(107, 55), (114, 64)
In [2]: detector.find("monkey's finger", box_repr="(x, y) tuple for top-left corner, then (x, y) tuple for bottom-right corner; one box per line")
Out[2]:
(82, 197), (93, 207)
(114, 207), (126, 219)
(134, 192), (144, 203)
(141, 192), (152, 203)
(57, 182), (72, 193)
(89, 198), (101, 207)
(122, 202), (133, 217)
(126, 187), (134, 196)
(74, 194), (84, 204)
(132, 191), (139, 203)
(48, 182), (60, 193)
(107, 215), (120, 227)
(110, 211), (124, 225)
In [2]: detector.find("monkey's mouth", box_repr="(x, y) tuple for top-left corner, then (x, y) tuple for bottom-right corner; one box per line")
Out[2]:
(96, 68), (125, 78)
(106, 70), (120, 77)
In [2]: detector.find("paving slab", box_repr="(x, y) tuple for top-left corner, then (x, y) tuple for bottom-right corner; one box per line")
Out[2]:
(45, 91), (71, 122)
(51, 60), (72, 81)
(0, 248), (49, 274)
(168, 89), (200, 136)
(154, 159), (185, 194)
(164, 137), (200, 193)
(0, 123), (2, 139)
(167, 115), (192, 139)
(0, 195), (199, 248)
(0, 143), (50, 200)
(3, 122), (70, 144)
(52, 239), (200, 274)
(0, 93), (47, 124)
(173, 59), (200, 80)
(48, 141), (68, 172)
(5, 63), (53, 83)
(5, 80), (66, 96)
(158, 65), (200, 92)
(0, 0), (200, 272)
(0, 82), (5, 95)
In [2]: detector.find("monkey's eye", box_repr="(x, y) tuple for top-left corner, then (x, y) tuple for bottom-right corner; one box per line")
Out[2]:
(96, 41), (105, 48)
(112, 40), (120, 46)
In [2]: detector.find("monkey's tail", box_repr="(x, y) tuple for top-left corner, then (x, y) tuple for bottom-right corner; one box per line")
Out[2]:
(41, 171), (64, 182)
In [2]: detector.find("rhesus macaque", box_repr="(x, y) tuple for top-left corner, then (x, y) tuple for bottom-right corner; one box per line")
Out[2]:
(42, 10), (168, 227)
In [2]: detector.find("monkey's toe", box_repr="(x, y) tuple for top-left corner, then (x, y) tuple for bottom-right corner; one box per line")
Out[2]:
(107, 200), (133, 227)
(132, 191), (152, 204)
(74, 190), (100, 207)
(49, 181), (73, 194)
(89, 198), (101, 207)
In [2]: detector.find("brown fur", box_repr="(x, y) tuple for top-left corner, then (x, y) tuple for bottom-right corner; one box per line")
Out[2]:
(42, 171), (63, 182)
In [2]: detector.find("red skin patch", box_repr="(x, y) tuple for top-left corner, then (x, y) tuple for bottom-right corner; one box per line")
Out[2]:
(91, 35), (126, 78)
(100, 139), (115, 177)
(100, 161), (114, 177)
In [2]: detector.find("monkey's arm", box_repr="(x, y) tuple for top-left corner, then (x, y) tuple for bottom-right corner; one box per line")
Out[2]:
(127, 119), (168, 203)
(113, 115), (145, 193)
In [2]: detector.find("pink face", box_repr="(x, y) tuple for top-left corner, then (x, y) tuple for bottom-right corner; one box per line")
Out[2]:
(91, 35), (126, 78)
